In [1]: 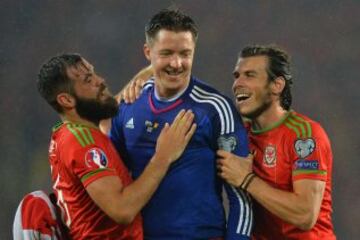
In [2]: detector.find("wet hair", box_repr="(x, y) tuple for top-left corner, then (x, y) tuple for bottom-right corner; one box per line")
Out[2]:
(240, 45), (293, 110)
(37, 53), (82, 113)
(145, 8), (198, 45)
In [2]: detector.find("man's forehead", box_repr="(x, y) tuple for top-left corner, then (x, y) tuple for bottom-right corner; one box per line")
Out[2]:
(66, 58), (93, 78)
(235, 56), (268, 71)
(152, 29), (196, 44)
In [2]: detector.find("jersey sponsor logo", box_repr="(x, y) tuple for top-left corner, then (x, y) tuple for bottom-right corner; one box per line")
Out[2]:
(125, 118), (135, 129)
(294, 159), (319, 170)
(263, 145), (276, 167)
(217, 136), (237, 152)
(85, 148), (108, 169)
(294, 138), (315, 158)
(145, 120), (159, 133)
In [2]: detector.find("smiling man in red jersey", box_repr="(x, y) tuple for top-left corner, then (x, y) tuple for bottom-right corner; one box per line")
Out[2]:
(217, 45), (336, 239)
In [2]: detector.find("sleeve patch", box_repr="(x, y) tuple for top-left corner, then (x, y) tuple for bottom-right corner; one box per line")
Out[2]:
(217, 135), (237, 152)
(294, 138), (316, 158)
(293, 159), (319, 170)
(85, 147), (108, 169)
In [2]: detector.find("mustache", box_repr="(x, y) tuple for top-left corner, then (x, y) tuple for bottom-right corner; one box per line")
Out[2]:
(97, 83), (107, 98)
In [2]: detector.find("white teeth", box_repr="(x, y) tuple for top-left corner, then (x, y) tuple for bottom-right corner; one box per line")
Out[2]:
(236, 93), (249, 98)
(236, 93), (251, 102)
(167, 71), (181, 76)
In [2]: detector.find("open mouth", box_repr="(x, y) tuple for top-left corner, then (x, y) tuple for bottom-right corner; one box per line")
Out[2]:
(236, 93), (251, 103)
(165, 69), (184, 76)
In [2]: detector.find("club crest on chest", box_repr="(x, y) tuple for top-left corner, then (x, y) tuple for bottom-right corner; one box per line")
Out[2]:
(263, 145), (276, 167)
(145, 120), (159, 133)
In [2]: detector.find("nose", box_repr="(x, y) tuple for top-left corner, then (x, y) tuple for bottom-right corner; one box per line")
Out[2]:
(232, 74), (244, 92)
(95, 75), (106, 86)
(169, 55), (182, 69)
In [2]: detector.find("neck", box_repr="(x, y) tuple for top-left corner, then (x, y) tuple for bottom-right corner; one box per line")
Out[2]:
(60, 111), (98, 129)
(251, 103), (288, 131)
(154, 75), (191, 99)
(154, 84), (188, 101)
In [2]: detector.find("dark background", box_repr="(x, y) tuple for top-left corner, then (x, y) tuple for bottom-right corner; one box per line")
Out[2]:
(1, 1), (359, 239)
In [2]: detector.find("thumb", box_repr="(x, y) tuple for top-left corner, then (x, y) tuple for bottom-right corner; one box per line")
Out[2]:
(247, 152), (255, 164)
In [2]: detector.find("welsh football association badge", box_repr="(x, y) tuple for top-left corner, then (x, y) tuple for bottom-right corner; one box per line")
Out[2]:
(263, 145), (276, 167)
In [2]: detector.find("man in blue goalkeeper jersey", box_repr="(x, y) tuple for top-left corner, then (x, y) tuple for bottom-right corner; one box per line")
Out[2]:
(109, 9), (252, 239)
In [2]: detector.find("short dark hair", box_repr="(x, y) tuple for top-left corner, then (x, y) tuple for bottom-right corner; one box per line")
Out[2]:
(145, 9), (198, 44)
(37, 53), (82, 113)
(240, 45), (293, 110)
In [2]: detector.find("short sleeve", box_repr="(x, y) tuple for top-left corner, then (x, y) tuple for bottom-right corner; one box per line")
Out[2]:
(70, 145), (117, 188)
(292, 123), (332, 182)
(214, 96), (249, 157)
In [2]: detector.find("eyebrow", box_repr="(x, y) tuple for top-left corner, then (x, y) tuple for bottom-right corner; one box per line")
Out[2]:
(83, 72), (92, 82)
(244, 70), (257, 75)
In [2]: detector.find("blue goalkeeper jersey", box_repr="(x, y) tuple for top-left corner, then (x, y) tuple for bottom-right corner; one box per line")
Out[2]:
(110, 76), (252, 239)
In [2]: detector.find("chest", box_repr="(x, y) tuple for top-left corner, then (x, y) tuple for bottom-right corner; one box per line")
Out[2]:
(122, 102), (215, 148)
(249, 131), (294, 190)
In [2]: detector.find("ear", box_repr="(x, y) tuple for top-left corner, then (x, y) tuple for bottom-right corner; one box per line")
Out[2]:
(271, 77), (286, 96)
(56, 93), (76, 110)
(143, 43), (151, 61)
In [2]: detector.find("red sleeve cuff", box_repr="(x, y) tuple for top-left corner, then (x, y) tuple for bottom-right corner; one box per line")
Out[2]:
(81, 168), (118, 187)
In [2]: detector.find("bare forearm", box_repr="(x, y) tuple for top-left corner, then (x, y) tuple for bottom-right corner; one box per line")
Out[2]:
(118, 156), (169, 219)
(247, 177), (318, 230)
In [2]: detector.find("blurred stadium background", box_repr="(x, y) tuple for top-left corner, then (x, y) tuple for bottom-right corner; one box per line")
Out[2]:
(1, 1), (359, 239)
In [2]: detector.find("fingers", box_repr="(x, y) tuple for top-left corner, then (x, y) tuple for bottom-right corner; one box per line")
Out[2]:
(114, 93), (122, 104)
(159, 122), (170, 135)
(134, 79), (142, 99)
(170, 109), (186, 131)
(216, 149), (231, 158)
(119, 76), (143, 104)
(119, 83), (130, 104)
(177, 110), (194, 134)
(128, 80), (137, 103)
(184, 123), (197, 143)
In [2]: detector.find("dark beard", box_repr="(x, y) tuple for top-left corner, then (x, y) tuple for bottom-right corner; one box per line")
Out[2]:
(74, 94), (118, 125)
(243, 99), (272, 119)
(241, 89), (272, 120)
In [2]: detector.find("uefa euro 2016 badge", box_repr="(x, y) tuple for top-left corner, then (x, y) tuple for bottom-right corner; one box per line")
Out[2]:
(294, 138), (316, 158)
(263, 145), (276, 167)
(85, 148), (108, 169)
(145, 120), (159, 133)
(217, 136), (237, 152)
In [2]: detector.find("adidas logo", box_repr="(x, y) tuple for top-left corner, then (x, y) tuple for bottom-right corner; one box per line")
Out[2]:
(125, 118), (134, 129)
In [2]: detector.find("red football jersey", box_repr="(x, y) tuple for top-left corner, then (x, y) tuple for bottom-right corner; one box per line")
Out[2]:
(247, 111), (335, 239)
(49, 122), (143, 240)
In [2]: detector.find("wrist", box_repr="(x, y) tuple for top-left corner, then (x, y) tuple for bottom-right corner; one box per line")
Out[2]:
(237, 172), (257, 191)
(151, 154), (172, 169)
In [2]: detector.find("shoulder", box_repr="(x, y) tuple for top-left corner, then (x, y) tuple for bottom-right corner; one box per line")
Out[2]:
(189, 77), (235, 109)
(118, 79), (153, 112)
(284, 111), (329, 140)
(57, 123), (104, 150)
(189, 77), (242, 134)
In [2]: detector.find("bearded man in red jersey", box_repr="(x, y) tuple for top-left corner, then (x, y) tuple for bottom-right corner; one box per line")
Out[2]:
(35, 53), (195, 239)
